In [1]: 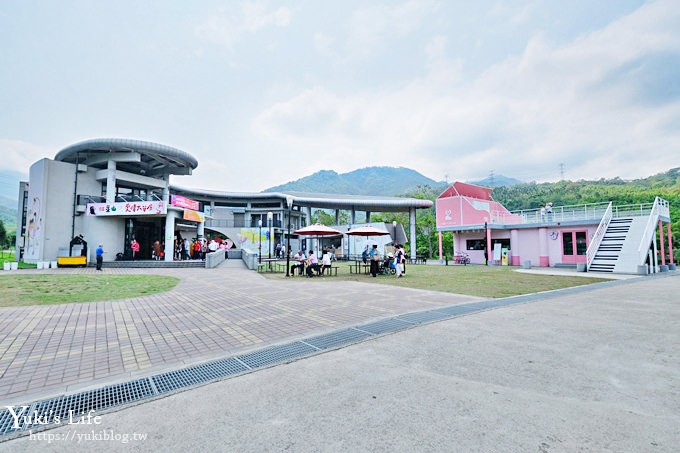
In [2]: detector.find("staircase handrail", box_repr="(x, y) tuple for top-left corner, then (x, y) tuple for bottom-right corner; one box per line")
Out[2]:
(637, 197), (664, 265)
(586, 201), (612, 271)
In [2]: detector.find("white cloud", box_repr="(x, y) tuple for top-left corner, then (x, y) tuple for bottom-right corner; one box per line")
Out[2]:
(254, 0), (680, 183)
(318, 0), (439, 63)
(195, 1), (291, 49)
(0, 139), (52, 174)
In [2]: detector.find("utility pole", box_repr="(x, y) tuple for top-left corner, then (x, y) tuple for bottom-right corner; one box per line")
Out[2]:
(489, 170), (495, 187)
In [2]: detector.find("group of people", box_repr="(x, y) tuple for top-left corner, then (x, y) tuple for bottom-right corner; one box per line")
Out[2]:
(539, 202), (554, 221)
(173, 238), (229, 261)
(365, 244), (406, 278)
(290, 249), (334, 277)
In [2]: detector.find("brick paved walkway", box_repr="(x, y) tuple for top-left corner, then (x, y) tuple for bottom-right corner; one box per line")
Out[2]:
(0, 262), (482, 404)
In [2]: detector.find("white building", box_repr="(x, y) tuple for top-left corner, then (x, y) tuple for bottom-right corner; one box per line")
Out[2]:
(17, 138), (432, 264)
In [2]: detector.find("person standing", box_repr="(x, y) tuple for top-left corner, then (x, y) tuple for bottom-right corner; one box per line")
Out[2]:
(369, 245), (380, 277)
(95, 244), (104, 271)
(395, 244), (404, 278)
(131, 239), (140, 260)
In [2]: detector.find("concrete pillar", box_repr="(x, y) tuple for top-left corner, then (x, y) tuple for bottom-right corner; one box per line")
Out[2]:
(486, 227), (492, 265)
(659, 220), (666, 265)
(539, 228), (549, 267)
(409, 208), (417, 259)
(335, 209), (340, 225)
(366, 211), (371, 223)
(197, 221), (205, 240)
(438, 232), (443, 263)
(652, 232), (658, 273)
(163, 177), (170, 203)
(668, 223), (674, 264)
(106, 160), (116, 204)
(164, 212), (175, 261)
(245, 203), (252, 228)
(351, 208), (356, 225)
(510, 229), (520, 266)
(306, 206), (313, 251)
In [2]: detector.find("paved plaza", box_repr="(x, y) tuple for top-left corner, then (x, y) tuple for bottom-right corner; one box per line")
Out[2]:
(3, 269), (678, 451)
(0, 261), (482, 405)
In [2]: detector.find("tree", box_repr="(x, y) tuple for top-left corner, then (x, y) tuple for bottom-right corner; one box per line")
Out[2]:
(0, 220), (7, 252)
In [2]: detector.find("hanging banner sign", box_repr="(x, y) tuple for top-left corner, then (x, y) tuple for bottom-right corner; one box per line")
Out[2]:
(87, 201), (167, 216)
(171, 194), (200, 211)
(183, 209), (205, 222)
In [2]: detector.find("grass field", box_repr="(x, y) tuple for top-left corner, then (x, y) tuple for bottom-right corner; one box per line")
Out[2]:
(0, 250), (37, 269)
(262, 262), (610, 298)
(0, 275), (180, 307)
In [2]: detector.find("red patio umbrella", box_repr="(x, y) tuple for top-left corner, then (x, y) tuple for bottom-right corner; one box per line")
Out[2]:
(346, 225), (390, 236)
(293, 224), (343, 253)
(294, 224), (344, 236)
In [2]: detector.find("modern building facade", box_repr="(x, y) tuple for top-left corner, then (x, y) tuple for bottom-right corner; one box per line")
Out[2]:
(16, 138), (432, 264)
(435, 182), (674, 274)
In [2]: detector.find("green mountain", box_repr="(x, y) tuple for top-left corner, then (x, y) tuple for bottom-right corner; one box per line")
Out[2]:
(264, 167), (447, 196)
(0, 170), (23, 232)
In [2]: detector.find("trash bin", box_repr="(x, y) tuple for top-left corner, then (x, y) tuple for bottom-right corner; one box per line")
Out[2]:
(576, 263), (586, 272)
(2, 262), (9, 271)
(11, 262), (18, 270)
(522, 260), (532, 269)
(51, 261), (58, 269)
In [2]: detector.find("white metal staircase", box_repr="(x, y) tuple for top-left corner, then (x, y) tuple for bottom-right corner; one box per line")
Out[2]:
(588, 197), (669, 274)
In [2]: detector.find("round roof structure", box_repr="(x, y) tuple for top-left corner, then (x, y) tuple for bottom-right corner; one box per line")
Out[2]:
(55, 138), (198, 177)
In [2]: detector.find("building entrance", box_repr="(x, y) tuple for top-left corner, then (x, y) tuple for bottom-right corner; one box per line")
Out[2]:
(125, 218), (164, 259)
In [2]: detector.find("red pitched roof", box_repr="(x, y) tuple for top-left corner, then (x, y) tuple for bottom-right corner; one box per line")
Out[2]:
(437, 182), (493, 201)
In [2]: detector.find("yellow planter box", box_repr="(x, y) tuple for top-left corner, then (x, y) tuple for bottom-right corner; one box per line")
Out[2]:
(57, 256), (87, 267)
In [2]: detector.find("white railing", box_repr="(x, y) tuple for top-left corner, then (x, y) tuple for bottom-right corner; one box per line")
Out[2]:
(637, 197), (667, 265)
(490, 201), (656, 225)
(586, 202), (612, 271)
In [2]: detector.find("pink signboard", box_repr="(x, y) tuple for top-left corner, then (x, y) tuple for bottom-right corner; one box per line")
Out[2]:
(171, 194), (200, 211)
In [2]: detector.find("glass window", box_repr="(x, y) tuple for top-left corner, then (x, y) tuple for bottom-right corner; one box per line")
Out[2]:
(466, 239), (486, 250)
(576, 232), (587, 255)
(562, 233), (574, 255)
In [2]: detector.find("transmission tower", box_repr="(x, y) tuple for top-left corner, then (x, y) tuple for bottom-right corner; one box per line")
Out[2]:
(559, 163), (565, 180)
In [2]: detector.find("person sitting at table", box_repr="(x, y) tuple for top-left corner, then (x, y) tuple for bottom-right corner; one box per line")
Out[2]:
(291, 250), (306, 275)
(361, 246), (369, 264)
(320, 249), (332, 275)
(306, 250), (320, 277)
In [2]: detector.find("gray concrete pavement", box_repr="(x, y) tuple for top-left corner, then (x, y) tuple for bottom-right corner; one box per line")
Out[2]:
(0, 264), (482, 405)
(4, 273), (678, 452)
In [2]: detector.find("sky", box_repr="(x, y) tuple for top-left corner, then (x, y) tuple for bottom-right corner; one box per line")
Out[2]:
(1, 0), (679, 192)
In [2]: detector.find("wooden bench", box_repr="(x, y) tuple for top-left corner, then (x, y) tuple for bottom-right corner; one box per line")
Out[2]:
(320, 266), (338, 276)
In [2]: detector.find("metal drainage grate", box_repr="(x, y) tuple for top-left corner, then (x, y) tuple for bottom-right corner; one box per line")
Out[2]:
(355, 318), (414, 335)
(434, 304), (483, 317)
(0, 378), (154, 435)
(237, 341), (318, 369)
(397, 310), (450, 324)
(303, 328), (372, 350)
(152, 357), (249, 394)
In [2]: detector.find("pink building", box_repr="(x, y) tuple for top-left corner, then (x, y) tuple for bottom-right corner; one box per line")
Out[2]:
(435, 182), (673, 274)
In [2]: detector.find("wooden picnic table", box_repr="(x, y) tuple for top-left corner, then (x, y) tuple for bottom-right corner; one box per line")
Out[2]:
(349, 261), (370, 274)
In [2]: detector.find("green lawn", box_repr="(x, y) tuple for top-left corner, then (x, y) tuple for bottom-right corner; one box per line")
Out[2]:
(0, 275), (180, 307)
(0, 251), (37, 269)
(262, 262), (610, 298)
